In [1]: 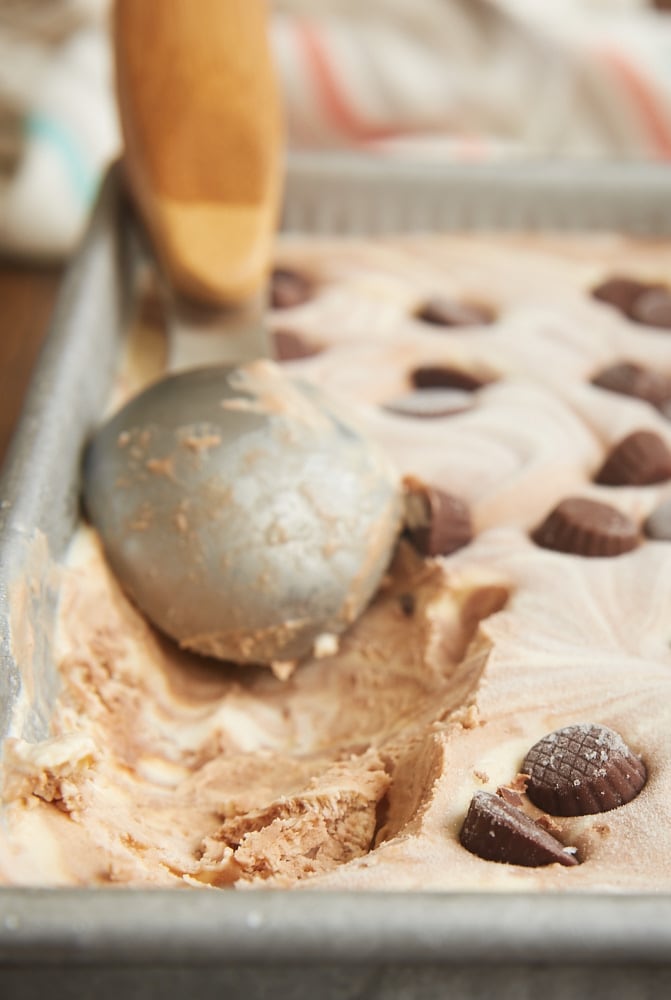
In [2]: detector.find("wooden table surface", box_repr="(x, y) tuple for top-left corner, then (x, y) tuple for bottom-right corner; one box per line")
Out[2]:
(0, 262), (63, 468)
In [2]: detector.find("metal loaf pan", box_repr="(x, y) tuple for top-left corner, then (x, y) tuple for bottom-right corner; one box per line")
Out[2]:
(3, 156), (671, 1000)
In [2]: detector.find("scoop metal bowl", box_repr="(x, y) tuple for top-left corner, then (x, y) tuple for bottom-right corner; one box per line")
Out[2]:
(93, 4), (401, 669)
(83, 359), (402, 669)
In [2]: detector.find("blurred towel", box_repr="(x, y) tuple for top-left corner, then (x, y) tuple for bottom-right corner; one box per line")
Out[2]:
(2, 0), (671, 259)
(274, 0), (671, 159)
(0, 0), (117, 257)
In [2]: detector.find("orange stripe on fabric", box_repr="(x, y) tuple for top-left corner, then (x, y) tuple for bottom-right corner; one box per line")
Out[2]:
(599, 46), (671, 159)
(296, 19), (404, 143)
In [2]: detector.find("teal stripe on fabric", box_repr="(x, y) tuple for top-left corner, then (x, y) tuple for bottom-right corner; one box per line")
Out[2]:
(26, 112), (98, 206)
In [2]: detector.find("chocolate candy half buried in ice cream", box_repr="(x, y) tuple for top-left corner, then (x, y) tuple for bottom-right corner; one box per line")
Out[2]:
(459, 791), (579, 867)
(531, 497), (639, 557)
(272, 328), (324, 361)
(591, 276), (653, 315)
(590, 361), (671, 410)
(402, 476), (473, 557)
(411, 365), (487, 392)
(522, 724), (647, 817)
(595, 430), (671, 486)
(629, 287), (671, 329)
(270, 267), (314, 309)
(415, 297), (495, 328)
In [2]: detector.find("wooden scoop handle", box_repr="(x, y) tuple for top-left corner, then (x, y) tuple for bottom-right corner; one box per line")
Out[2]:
(114, 0), (283, 306)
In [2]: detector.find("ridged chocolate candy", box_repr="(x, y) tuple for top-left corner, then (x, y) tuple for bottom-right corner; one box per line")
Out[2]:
(590, 361), (671, 410)
(522, 724), (647, 817)
(270, 267), (314, 309)
(459, 791), (579, 867)
(411, 365), (487, 392)
(595, 430), (671, 486)
(415, 297), (494, 328)
(403, 477), (473, 557)
(272, 328), (323, 361)
(531, 497), (639, 557)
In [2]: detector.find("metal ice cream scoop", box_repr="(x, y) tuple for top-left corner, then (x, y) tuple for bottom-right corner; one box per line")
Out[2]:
(84, 361), (401, 668)
(82, 1), (402, 669)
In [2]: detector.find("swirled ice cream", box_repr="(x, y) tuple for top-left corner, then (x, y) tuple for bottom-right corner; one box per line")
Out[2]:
(3, 231), (671, 890)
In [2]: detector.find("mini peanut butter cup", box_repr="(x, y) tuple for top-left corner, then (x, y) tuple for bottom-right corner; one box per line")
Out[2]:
(591, 276), (653, 315)
(272, 328), (323, 361)
(531, 497), (639, 557)
(595, 430), (671, 486)
(590, 361), (671, 410)
(415, 297), (495, 328)
(402, 477), (473, 557)
(629, 288), (671, 329)
(522, 724), (647, 817)
(411, 365), (486, 392)
(270, 267), (314, 309)
(644, 497), (671, 540)
(459, 791), (578, 867)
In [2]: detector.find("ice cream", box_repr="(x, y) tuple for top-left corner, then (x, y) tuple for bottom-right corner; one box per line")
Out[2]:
(3, 231), (671, 891)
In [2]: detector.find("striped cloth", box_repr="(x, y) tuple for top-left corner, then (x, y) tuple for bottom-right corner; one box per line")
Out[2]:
(2, 0), (671, 259)
(273, 0), (671, 161)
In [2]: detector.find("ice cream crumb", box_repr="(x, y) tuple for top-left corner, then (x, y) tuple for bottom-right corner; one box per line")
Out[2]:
(313, 633), (339, 659)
